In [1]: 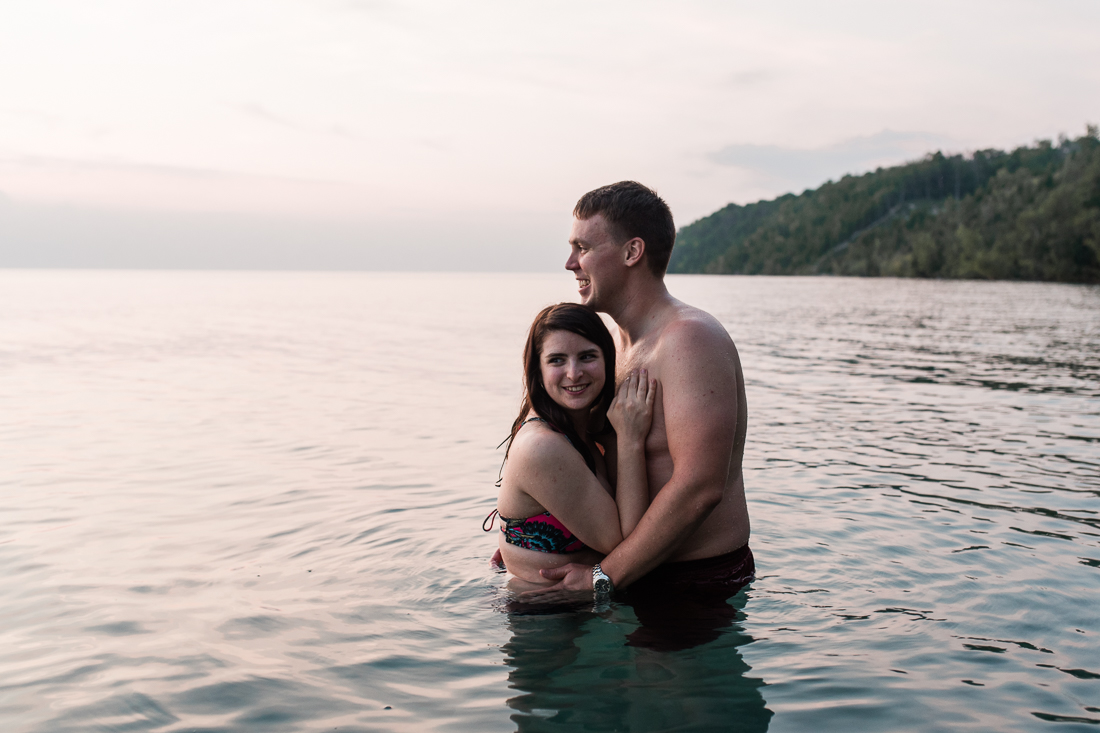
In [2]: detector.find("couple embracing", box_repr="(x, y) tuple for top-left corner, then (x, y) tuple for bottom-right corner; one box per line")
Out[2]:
(488, 181), (754, 647)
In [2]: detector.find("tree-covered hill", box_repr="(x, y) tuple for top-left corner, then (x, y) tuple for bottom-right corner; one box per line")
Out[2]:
(668, 128), (1100, 282)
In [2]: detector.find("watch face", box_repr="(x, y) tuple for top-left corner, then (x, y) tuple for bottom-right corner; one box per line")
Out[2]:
(594, 578), (611, 594)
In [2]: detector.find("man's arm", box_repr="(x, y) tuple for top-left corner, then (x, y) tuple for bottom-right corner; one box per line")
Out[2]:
(600, 320), (739, 587)
(535, 318), (740, 593)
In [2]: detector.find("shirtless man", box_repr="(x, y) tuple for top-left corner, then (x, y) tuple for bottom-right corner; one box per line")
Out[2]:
(527, 181), (754, 620)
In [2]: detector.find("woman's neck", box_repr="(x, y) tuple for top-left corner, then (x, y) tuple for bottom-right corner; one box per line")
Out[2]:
(563, 407), (589, 436)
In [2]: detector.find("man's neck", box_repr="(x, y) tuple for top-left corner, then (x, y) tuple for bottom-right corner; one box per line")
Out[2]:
(606, 276), (676, 349)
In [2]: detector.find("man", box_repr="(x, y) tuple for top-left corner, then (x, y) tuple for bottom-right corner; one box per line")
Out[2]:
(527, 181), (753, 642)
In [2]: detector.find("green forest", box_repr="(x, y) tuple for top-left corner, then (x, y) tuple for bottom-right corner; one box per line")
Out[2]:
(668, 127), (1100, 282)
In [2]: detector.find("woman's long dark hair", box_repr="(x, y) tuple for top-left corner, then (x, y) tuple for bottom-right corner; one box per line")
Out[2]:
(503, 303), (616, 475)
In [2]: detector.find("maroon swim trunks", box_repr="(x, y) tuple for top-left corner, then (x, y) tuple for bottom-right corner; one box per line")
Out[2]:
(624, 544), (756, 652)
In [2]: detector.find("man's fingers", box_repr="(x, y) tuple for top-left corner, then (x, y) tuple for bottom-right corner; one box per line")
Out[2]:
(540, 565), (571, 580)
(516, 586), (588, 604)
(647, 379), (657, 407)
(519, 582), (562, 598)
(516, 577), (592, 603)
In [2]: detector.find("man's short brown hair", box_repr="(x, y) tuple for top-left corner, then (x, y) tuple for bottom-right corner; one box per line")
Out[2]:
(573, 181), (676, 277)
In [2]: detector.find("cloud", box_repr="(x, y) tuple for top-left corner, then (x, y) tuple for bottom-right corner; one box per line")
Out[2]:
(723, 69), (778, 87)
(708, 130), (958, 192)
(0, 106), (62, 125)
(238, 102), (301, 130)
(331, 0), (402, 14)
(5, 152), (232, 179)
(323, 0), (414, 28)
(233, 102), (363, 140)
(0, 153), (364, 215)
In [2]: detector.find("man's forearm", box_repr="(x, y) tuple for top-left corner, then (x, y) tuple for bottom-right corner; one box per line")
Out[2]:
(599, 479), (721, 589)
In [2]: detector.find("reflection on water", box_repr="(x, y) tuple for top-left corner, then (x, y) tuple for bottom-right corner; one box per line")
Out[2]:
(0, 271), (1097, 731)
(503, 592), (771, 732)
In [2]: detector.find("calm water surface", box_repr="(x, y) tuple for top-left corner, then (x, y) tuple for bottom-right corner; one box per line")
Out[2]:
(0, 271), (1097, 732)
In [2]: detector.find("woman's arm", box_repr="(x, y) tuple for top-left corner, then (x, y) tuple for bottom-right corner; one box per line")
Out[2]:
(505, 429), (625, 554)
(606, 370), (656, 538)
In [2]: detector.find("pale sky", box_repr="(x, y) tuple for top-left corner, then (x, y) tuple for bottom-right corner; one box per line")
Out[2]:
(2, 0), (1099, 270)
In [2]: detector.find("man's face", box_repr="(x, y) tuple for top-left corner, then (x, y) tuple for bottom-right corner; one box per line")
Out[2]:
(565, 214), (624, 311)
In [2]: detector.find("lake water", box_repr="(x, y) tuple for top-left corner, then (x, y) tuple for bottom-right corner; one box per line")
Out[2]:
(0, 271), (1097, 732)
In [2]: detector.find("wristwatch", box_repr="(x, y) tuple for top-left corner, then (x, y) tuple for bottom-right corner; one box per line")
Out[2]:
(592, 563), (614, 602)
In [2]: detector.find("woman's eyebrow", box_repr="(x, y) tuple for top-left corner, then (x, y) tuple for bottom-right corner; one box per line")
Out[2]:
(544, 348), (600, 359)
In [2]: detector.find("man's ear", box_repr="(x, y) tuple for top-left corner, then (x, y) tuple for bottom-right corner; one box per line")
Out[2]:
(623, 237), (645, 268)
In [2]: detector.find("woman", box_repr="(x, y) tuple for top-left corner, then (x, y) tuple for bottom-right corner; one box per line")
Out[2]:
(486, 303), (656, 587)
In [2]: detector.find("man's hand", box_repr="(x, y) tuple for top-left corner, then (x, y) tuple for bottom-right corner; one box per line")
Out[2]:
(540, 563), (594, 589)
(489, 549), (504, 570)
(515, 563), (593, 605)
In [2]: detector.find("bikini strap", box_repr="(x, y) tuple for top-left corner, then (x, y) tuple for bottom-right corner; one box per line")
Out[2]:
(520, 415), (574, 447)
(482, 508), (499, 532)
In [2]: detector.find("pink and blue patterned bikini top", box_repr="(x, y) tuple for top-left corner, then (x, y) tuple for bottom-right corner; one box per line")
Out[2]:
(483, 509), (586, 554)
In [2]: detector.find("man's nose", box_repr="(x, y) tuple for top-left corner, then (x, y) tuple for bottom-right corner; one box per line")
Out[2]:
(565, 251), (578, 270)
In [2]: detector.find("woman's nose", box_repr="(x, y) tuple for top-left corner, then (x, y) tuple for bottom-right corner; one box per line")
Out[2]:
(566, 360), (582, 379)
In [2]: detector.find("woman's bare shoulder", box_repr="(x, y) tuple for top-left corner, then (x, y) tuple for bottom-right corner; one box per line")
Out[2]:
(507, 423), (579, 472)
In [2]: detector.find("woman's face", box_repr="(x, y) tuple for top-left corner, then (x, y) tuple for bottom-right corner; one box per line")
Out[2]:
(538, 329), (607, 413)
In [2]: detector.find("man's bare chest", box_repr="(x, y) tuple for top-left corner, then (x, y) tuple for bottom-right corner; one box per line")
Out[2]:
(616, 344), (658, 383)
(616, 344), (670, 461)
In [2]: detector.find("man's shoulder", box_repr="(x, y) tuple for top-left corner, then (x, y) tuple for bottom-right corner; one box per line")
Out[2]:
(655, 304), (736, 358)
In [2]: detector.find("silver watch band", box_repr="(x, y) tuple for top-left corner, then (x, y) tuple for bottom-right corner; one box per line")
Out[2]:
(592, 563), (614, 601)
